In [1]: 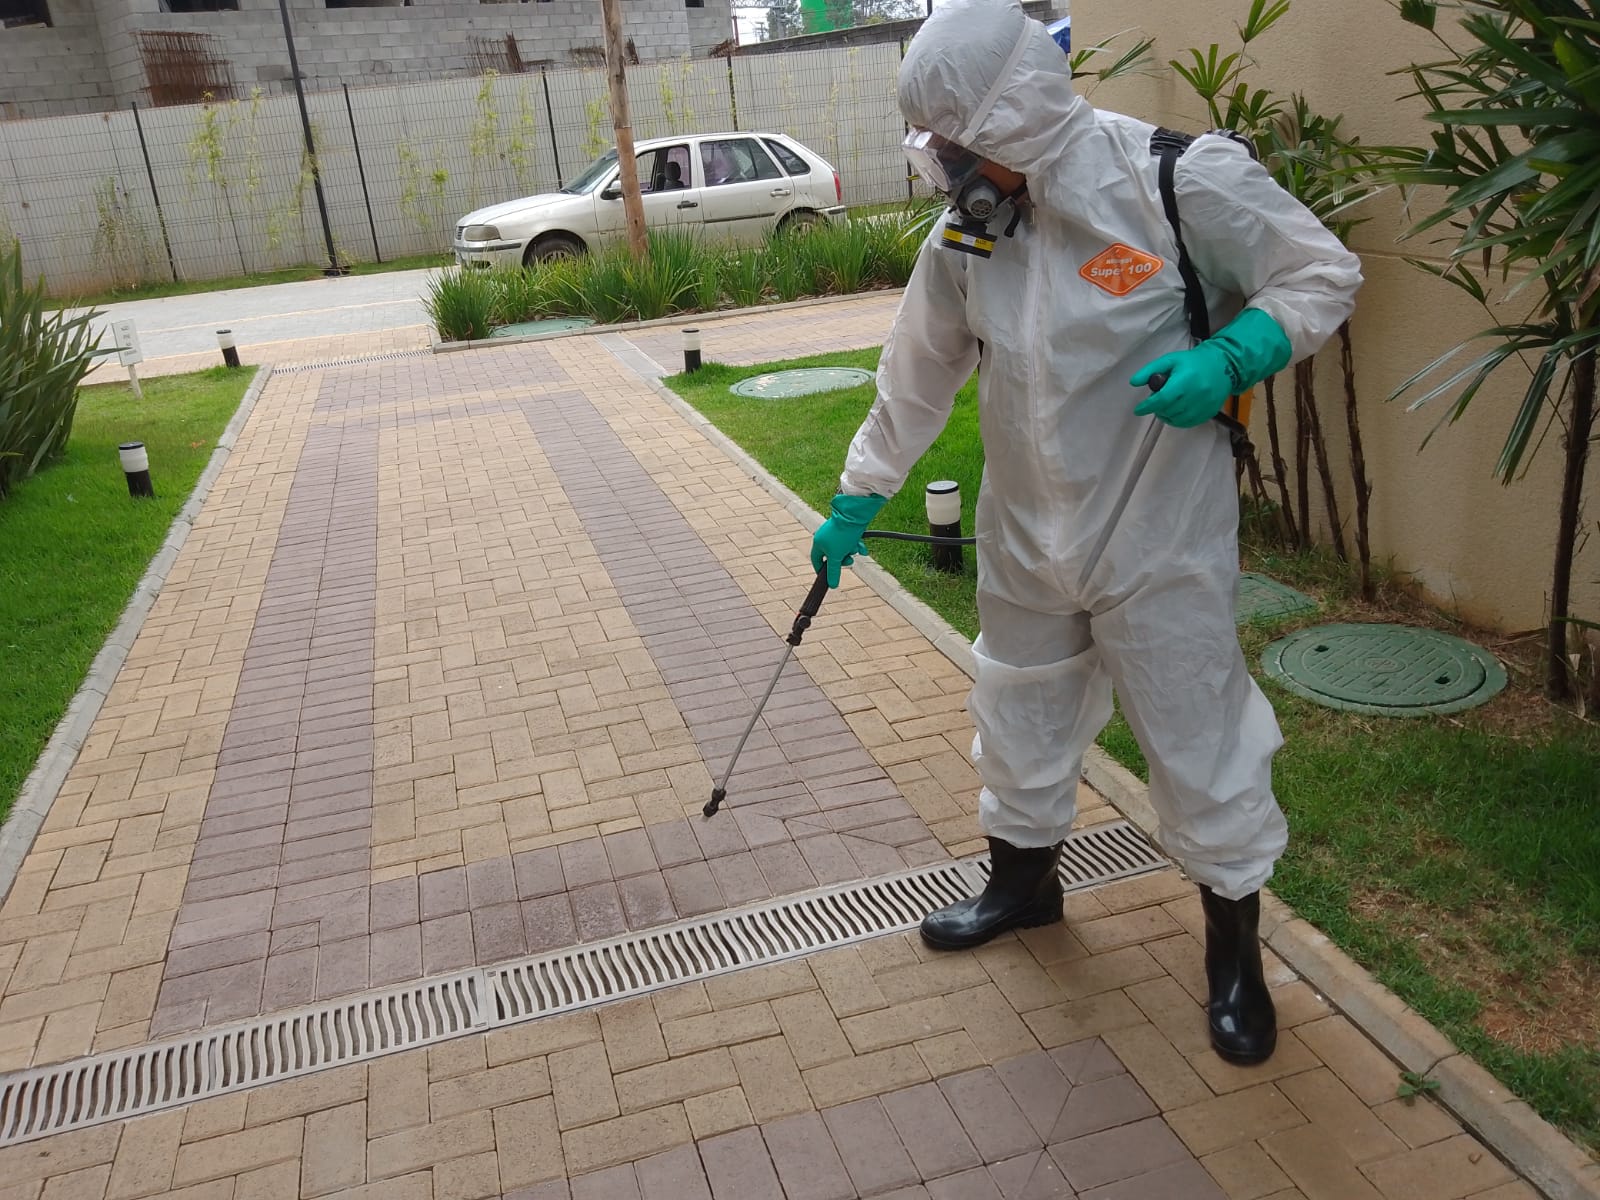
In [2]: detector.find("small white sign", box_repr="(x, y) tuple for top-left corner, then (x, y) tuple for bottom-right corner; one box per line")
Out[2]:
(112, 319), (143, 366)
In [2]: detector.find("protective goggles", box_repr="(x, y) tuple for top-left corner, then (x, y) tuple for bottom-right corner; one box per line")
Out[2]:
(902, 129), (984, 195)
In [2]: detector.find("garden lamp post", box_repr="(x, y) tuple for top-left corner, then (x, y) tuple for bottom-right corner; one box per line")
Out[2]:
(276, 0), (346, 277)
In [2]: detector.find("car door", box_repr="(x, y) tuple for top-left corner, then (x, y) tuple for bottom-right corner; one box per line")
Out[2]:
(592, 144), (703, 245)
(695, 136), (793, 244)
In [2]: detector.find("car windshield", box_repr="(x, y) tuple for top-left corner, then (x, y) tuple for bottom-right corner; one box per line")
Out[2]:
(562, 149), (619, 195)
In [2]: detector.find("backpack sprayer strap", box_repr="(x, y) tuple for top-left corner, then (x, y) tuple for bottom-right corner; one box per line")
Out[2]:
(1151, 127), (1254, 459)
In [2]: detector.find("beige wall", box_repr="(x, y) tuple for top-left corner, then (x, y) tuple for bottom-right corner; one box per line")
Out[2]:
(1076, 0), (1598, 634)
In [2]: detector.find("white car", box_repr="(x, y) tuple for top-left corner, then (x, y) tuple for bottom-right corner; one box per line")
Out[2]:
(452, 131), (846, 267)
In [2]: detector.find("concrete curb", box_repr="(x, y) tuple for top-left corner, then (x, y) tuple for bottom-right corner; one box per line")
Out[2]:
(628, 342), (1600, 1200)
(432, 288), (908, 355)
(0, 364), (275, 911)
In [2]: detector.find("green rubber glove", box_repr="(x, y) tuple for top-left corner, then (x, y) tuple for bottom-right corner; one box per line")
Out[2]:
(1131, 308), (1293, 429)
(811, 493), (888, 588)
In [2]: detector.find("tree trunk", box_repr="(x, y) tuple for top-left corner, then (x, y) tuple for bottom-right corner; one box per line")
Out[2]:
(1340, 321), (1374, 600)
(1295, 361), (1313, 551)
(1263, 373), (1300, 548)
(1547, 349), (1596, 701)
(602, 0), (648, 260)
(1302, 355), (1348, 562)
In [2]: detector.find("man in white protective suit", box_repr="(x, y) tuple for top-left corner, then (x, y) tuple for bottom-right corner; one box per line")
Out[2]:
(809, 0), (1362, 1064)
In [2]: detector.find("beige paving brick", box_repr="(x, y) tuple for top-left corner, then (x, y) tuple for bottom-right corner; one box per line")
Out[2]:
(561, 1104), (692, 1176)
(840, 997), (960, 1055)
(1022, 989), (1145, 1048)
(948, 983), (1039, 1063)
(1095, 871), (1196, 914)
(431, 1056), (552, 1119)
(662, 1002), (780, 1055)
(368, 1111), (495, 1180)
(182, 1094), (248, 1143)
(1126, 976), (1212, 1057)
(1278, 1068), (1406, 1164)
(316, 1174), (432, 1200)
(493, 1097), (564, 1191)
(1101, 1023), (1213, 1110)
(245, 1064), (367, 1127)
(873, 956), (991, 1006)
(618, 1048), (739, 1112)
(1359, 1134), (1516, 1200)
(1190, 1029), (1323, 1094)
(233, 1161), (299, 1200)
(1073, 906), (1185, 954)
(684, 1086), (755, 1139)
(368, 1051), (430, 1137)
(1262, 1124), (1383, 1200)
(598, 996), (668, 1072)
(100, 965), (163, 1030)
(804, 1043), (929, 1109)
(551, 1041), (621, 1129)
(429, 1036), (488, 1082)
(916, 1030), (986, 1079)
(704, 960), (815, 1010)
(301, 1101), (366, 1197)
(1202, 1142), (1294, 1200)
(1295, 1016), (1405, 1106)
(771, 990), (852, 1069)
(172, 1118), (303, 1187)
(810, 948), (888, 1017)
(105, 1109), (184, 1199)
(1371, 1097), (1463, 1149)
(39, 1165), (110, 1200)
(1047, 944), (1165, 1000)
(38, 1002), (102, 1063)
(1168, 1084), (1307, 1156)
(731, 1035), (812, 1123)
(487, 1010), (601, 1067)
(433, 1150), (501, 1200)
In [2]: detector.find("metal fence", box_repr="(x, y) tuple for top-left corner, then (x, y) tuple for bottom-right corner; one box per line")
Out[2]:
(0, 42), (923, 297)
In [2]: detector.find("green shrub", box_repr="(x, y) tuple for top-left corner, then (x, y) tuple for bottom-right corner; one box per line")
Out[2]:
(808, 219), (873, 295)
(621, 232), (700, 321)
(0, 242), (101, 500)
(424, 267), (498, 342)
(723, 251), (767, 309)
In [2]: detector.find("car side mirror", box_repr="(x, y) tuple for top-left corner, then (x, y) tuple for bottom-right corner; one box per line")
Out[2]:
(601, 182), (622, 201)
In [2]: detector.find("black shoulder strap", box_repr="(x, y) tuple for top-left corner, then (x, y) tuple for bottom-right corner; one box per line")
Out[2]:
(1151, 127), (1211, 343)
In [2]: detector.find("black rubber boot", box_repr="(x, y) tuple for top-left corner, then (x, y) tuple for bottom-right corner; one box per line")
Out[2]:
(1199, 885), (1277, 1065)
(920, 837), (1064, 950)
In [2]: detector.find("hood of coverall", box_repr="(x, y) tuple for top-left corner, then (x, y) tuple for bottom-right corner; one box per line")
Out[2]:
(897, 0), (1087, 210)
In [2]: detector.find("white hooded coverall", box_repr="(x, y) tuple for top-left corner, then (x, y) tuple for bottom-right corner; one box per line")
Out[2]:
(839, 0), (1364, 900)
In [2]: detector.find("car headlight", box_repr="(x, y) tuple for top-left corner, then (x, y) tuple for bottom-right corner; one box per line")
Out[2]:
(461, 224), (501, 242)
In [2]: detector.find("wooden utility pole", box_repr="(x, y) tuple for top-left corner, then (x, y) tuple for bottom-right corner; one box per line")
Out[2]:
(601, 0), (648, 259)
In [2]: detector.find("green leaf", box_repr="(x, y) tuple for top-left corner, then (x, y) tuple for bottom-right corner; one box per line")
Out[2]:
(1399, 0), (1436, 32)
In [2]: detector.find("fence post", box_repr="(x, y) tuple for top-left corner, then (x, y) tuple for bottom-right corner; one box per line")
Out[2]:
(344, 84), (382, 263)
(727, 57), (739, 129)
(900, 38), (914, 202)
(130, 103), (180, 283)
(541, 67), (563, 186)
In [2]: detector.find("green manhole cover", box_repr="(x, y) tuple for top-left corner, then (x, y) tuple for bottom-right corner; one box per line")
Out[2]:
(491, 317), (595, 338)
(1236, 573), (1317, 624)
(730, 367), (874, 399)
(1262, 623), (1507, 716)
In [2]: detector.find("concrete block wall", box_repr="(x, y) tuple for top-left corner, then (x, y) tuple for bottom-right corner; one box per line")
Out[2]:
(0, 0), (114, 118)
(1, 0), (730, 115)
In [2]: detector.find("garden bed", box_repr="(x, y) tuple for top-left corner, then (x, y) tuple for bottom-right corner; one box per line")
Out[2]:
(663, 346), (1600, 1156)
(0, 367), (257, 822)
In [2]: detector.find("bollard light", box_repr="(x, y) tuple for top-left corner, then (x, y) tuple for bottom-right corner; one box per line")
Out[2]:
(683, 327), (702, 373)
(925, 480), (963, 574)
(217, 329), (241, 369)
(119, 442), (155, 499)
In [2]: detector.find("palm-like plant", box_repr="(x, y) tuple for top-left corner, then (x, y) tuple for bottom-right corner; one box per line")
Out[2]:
(1370, 0), (1600, 700)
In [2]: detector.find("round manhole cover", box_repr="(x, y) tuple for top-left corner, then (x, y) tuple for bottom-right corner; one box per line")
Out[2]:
(1262, 623), (1507, 716)
(730, 367), (874, 399)
(491, 317), (595, 339)
(1236, 572), (1317, 624)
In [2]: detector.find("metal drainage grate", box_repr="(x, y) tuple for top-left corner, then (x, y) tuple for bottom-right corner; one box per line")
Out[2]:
(276, 348), (434, 374)
(0, 820), (1162, 1146)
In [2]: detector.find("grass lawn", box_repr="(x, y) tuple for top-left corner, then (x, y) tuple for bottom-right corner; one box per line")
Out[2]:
(52, 253), (450, 309)
(0, 367), (255, 822)
(664, 347), (1600, 1154)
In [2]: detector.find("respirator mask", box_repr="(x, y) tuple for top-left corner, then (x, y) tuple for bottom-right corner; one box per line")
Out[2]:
(902, 129), (1026, 258)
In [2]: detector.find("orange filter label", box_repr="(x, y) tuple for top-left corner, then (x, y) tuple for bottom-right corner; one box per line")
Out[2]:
(1080, 243), (1164, 296)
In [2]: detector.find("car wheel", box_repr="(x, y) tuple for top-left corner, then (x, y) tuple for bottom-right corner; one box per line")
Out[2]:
(777, 210), (823, 237)
(527, 234), (584, 265)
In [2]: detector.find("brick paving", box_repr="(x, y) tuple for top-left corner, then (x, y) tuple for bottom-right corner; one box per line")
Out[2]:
(0, 292), (1552, 1196)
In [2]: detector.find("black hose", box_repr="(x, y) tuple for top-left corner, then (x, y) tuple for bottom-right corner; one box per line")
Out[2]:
(862, 530), (976, 546)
